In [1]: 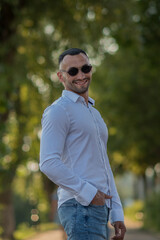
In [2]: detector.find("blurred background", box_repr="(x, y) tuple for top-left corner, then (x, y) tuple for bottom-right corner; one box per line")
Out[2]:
(0, 0), (160, 239)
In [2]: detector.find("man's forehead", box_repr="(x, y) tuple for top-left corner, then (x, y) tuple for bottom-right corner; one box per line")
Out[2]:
(60, 53), (89, 69)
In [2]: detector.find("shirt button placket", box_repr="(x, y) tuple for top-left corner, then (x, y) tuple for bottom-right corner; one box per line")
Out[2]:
(88, 107), (111, 199)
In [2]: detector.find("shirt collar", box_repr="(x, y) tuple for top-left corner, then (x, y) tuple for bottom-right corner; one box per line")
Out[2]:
(62, 90), (95, 106)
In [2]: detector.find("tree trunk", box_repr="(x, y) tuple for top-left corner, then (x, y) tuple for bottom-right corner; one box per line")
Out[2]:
(0, 189), (15, 240)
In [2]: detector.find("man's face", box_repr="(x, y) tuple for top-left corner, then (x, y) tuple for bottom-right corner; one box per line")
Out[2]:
(57, 53), (92, 95)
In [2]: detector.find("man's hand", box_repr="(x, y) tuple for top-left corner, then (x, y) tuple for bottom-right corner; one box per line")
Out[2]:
(111, 221), (126, 240)
(90, 190), (112, 206)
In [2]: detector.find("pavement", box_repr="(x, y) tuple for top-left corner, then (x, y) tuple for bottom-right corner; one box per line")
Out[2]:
(27, 218), (160, 240)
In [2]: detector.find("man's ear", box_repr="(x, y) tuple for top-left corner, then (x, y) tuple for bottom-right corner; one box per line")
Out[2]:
(57, 71), (64, 83)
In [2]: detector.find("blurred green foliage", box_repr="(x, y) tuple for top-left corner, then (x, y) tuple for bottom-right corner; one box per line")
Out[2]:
(14, 222), (58, 240)
(13, 166), (50, 227)
(144, 192), (160, 231)
(0, 0), (160, 238)
(124, 200), (144, 222)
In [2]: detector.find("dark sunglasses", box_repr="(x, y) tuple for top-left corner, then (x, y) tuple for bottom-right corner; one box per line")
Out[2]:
(60, 64), (92, 76)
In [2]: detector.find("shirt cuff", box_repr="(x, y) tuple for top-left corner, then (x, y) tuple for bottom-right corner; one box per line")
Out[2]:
(74, 182), (97, 206)
(109, 208), (124, 224)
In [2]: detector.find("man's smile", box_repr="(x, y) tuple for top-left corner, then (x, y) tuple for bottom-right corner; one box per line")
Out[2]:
(73, 79), (89, 86)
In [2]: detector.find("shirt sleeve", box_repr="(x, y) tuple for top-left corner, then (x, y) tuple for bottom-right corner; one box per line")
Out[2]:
(39, 104), (97, 206)
(108, 162), (124, 224)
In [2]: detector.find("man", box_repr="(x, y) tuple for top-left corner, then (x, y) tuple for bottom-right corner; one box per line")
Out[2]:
(40, 48), (126, 240)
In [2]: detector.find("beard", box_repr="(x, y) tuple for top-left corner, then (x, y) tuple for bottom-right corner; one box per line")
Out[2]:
(65, 77), (91, 94)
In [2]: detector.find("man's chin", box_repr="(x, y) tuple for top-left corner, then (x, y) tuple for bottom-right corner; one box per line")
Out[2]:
(74, 83), (90, 93)
(74, 87), (89, 94)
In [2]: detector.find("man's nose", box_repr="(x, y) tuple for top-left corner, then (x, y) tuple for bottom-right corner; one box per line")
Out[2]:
(76, 70), (85, 79)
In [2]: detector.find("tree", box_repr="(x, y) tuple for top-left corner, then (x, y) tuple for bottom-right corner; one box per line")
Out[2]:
(92, 0), (160, 177)
(0, 0), (160, 238)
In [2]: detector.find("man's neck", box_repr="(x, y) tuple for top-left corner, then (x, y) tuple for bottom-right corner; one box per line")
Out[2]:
(78, 92), (88, 105)
(66, 89), (89, 104)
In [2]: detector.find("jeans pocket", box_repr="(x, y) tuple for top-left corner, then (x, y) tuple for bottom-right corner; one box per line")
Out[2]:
(90, 203), (106, 208)
(58, 199), (77, 237)
(59, 198), (76, 207)
(89, 204), (108, 223)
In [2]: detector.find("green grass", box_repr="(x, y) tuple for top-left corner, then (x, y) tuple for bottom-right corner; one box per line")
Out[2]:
(14, 222), (59, 240)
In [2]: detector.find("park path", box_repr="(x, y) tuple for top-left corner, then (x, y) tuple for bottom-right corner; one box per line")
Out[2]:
(27, 229), (64, 240)
(119, 218), (160, 240)
(27, 218), (160, 240)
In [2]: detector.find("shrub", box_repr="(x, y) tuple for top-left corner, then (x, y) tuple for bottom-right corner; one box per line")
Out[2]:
(124, 200), (144, 222)
(144, 192), (160, 231)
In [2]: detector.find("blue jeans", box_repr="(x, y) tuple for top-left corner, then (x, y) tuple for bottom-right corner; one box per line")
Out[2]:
(58, 198), (109, 240)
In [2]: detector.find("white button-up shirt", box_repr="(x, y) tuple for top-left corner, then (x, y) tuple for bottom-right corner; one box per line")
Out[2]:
(40, 90), (124, 223)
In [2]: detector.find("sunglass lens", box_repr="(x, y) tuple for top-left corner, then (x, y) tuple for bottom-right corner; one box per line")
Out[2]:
(68, 67), (78, 76)
(67, 65), (92, 76)
(82, 65), (92, 73)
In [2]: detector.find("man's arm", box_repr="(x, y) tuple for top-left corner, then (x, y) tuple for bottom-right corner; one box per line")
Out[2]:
(40, 104), (97, 206)
(106, 157), (126, 239)
(106, 159), (124, 223)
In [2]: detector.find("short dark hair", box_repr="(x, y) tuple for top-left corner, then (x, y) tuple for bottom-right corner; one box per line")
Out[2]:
(59, 48), (88, 65)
